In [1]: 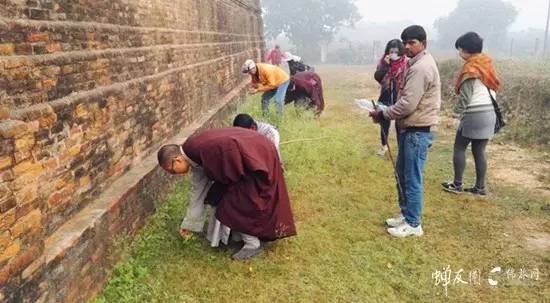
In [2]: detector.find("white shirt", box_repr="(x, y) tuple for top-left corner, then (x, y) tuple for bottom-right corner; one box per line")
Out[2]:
(256, 122), (281, 159)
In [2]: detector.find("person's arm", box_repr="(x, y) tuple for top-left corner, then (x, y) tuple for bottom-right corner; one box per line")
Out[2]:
(374, 63), (390, 84)
(383, 67), (426, 120)
(257, 69), (281, 92)
(453, 78), (474, 118)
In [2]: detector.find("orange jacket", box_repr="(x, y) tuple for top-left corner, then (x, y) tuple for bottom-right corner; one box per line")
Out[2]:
(253, 63), (290, 92)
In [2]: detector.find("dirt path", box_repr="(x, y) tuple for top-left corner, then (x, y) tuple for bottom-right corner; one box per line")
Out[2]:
(439, 116), (550, 198)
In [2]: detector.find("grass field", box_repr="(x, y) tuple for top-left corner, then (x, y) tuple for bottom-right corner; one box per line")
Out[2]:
(95, 65), (549, 303)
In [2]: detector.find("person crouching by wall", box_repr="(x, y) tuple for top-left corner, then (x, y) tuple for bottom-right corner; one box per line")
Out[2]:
(242, 59), (290, 117)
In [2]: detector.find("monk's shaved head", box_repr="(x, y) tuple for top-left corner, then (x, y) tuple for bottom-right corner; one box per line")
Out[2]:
(157, 144), (181, 166)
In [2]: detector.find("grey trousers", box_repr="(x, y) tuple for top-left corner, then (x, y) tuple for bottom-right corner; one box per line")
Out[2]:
(180, 166), (259, 248)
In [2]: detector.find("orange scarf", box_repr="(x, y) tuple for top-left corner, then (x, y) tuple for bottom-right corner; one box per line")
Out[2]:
(455, 53), (501, 94)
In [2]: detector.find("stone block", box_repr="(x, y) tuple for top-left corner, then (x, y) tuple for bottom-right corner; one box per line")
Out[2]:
(0, 241), (20, 263)
(10, 209), (42, 238)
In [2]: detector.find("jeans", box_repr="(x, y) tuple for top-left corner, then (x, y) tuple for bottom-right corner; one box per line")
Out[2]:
(262, 80), (290, 116)
(396, 131), (433, 227)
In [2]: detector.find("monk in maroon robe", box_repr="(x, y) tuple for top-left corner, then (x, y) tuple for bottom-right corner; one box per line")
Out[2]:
(285, 71), (325, 115)
(157, 127), (296, 260)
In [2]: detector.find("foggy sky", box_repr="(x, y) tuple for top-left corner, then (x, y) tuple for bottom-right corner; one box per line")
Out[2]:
(355, 0), (549, 31)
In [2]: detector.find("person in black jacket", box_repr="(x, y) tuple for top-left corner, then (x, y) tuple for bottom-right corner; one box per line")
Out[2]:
(373, 39), (408, 156)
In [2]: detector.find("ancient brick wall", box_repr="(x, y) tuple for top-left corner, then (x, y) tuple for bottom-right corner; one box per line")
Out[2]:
(0, 0), (263, 301)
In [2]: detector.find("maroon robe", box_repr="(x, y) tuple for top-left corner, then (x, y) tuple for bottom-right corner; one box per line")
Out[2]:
(182, 127), (296, 241)
(285, 71), (325, 114)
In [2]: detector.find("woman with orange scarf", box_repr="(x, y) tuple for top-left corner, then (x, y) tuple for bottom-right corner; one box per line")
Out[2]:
(442, 32), (501, 196)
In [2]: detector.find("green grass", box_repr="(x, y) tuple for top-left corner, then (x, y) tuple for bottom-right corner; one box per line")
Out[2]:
(95, 66), (549, 303)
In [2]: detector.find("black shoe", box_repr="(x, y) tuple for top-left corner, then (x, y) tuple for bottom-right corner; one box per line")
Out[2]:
(442, 181), (464, 194)
(464, 187), (487, 196)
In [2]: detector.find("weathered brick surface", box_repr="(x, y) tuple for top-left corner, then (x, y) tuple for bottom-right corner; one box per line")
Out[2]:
(0, 0), (264, 301)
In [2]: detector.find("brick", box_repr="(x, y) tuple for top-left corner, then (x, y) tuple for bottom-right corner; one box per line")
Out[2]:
(0, 232), (10, 251)
(0, 140), (14, 157)
(0, 241), (20, 263)
(14, 187), (38, 207)
(22, 256), (45, 280)
(11, 244), (41, 276)
(4, 59), (25, 69)
(15, 135), (35, 152)
(0, 183), (11, 199)
(13, 160), (43, 178)
(28, 8), (50, 20)
(68, 145), (81, 157)
(0, 209), (15, 230)
(0, 157), (12, 170)
(10, 209), (42, 238)
(75, 104), (88, 118)
(0, 262), (10, 284)
(42, 78), (57, 90)
(0, 120), (29, 139)
(79, 176), (91, 188)
(61, 65), (74, 75)
(0, 107), (9, 120)
(38, 112), (57, 128)
(13, 150), (32, 164)
(32, 43), (47, 55)
(27, 33), (49, 43)
(0, 198), (16, 214)
(47, 190), (70, 208)
(0, 43), (14, 56)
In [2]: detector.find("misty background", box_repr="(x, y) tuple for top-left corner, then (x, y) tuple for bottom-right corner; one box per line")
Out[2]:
(261, 0), (550, 64)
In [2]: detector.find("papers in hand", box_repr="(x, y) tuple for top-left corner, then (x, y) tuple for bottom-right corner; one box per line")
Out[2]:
(355, 99), (387, 112)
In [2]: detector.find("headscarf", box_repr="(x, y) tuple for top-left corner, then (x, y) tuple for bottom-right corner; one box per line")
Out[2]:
(455, 53), (501, 94)
(379, 55), (408, 92)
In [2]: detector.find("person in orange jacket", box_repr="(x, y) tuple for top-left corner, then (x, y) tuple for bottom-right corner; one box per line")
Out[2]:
(242, 59), (290, 117)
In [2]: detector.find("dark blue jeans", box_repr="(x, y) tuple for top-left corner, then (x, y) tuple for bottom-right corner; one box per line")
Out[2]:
(396, 131), (433, 227)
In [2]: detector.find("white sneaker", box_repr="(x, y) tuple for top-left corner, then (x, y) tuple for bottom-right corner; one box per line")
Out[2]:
(385, 214), (405, 227)
(376, 145), (388, 157)
(387, 222), (423, 238)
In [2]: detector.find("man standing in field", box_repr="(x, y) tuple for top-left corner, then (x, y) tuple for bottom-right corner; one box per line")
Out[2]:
(370, 25), (441, 237)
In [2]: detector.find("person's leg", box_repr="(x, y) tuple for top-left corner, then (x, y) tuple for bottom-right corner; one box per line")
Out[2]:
(396, 132), (407, 213)
(380, 119), (391, 146)
(452, 130), (471, 187)
(261, 90), (277, 116)
(274, 80), (290, 116)
(180, 166), (212, 233)
(394, 123), (400, 146)
(386, 132), (407, 227)
(471, 139), (489, 189)
(232, 232), (263, 260)
(401, 132), (433, 228)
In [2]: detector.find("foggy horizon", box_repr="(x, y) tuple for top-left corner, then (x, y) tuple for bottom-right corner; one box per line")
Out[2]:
(355, 0), (549, 32)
